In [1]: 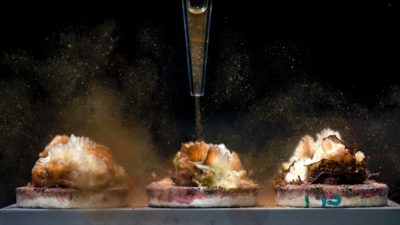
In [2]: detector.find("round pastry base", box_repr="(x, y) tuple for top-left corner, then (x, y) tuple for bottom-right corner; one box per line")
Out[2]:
(146, 181), (258, 208)
(16, 186), (128, 208)
(276, 182), (388, 208)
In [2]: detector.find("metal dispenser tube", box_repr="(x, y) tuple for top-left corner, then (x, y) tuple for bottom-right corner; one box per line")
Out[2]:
(182, 0), (212, 96)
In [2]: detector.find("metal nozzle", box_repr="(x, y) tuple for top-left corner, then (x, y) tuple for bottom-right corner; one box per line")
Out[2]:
(182, 0), (212, 97)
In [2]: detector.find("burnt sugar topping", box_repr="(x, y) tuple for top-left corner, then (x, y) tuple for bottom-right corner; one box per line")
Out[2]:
(275, 129), (369, 188)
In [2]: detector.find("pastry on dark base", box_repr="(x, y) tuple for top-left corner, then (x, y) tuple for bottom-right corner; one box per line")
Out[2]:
(146, 180), (258, 207)
(16, 186), (128, 208)
(276, 182), (388, 208)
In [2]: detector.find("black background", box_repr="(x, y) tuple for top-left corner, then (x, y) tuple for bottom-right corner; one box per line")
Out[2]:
(1, 0), (399, 207)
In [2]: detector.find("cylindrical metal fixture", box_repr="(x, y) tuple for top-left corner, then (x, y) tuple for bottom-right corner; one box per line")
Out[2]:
(182, 0), (212, 96)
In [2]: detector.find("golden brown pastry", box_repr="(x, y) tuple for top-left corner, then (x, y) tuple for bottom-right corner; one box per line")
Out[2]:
(32, 135), (127, 190)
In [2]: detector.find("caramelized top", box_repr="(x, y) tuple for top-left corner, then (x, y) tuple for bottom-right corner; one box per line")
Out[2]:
(172, 141), (258, 190)
(32, 135), (128, 190)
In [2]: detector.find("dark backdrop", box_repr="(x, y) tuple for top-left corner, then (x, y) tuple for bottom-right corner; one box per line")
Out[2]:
(1, 1), (399, 207)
